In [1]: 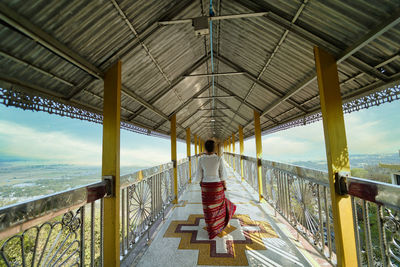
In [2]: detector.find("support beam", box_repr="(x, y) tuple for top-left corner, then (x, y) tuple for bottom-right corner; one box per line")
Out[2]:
(184, 72), (246, 78)
(158, 12), (269, 25)
(171, 114), (178, 204)
(194, 134), (198, 156)
(232, 133), (235, 171)
(0, 3), (102, 78)
(102, 61), (121, 267)
(234, 0), (391, 82)
(0, 50), (74, 87)
(239, 125), (244, 181)
(314, 46), (357, 266)
(254, 110), (263, 202)
(195, 95), (235, 99)
(186, 128), (191, 183)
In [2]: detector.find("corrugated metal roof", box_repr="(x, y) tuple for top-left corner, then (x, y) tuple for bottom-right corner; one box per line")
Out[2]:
(0, 0), (399, 143)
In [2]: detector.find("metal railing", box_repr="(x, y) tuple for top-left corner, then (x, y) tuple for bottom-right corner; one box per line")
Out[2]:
(0, 158), (195, 266)
(224, 152), (400, 266)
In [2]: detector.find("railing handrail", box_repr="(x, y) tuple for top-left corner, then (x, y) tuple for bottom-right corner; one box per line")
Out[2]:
(225, 152), (330, 186)
(0, 180), (107, 239)
(0, 157), (195, 240)
(224, 152), (400, 209)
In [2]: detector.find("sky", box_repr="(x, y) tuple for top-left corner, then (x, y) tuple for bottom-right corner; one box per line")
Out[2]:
(0, 99), (399, 167)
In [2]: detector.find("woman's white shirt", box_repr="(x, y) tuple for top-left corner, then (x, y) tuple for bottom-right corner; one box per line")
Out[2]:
(196, 154), (226, 183)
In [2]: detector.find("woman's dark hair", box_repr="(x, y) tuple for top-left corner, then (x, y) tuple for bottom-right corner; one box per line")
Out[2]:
(205, 139), (215, 153)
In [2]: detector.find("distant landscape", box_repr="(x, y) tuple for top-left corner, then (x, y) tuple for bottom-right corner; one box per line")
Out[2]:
(291, 152), (399, 183)
(0, 159), (142, 207)
(0, 153), (399, 208)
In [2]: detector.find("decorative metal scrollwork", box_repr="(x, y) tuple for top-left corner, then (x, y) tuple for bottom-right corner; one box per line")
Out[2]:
(288, 177), (320, 242)
(128, 180), (152, 244)
(384, 208), (400, 265)
(161, 169), (172, 205)
(0, 208), (82, 266)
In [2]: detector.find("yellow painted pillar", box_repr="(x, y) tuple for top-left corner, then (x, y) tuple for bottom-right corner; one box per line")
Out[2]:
(194, 134), (198, 155)
(239, 125), (244, 182)
(229, 137), (232, 167)
(138, 170), (143, 181)
(186, 128), (191, 183)
(102, 61), (121, 267)
(254, 110), (263, 202)
(232, 133), (235, 171)
(314, 46), (357, 266)
(171, 114), (178, 204)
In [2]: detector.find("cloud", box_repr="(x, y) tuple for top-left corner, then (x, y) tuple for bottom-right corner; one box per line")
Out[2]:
(0, 120), (177, 167)
(345, 114), (400, 154)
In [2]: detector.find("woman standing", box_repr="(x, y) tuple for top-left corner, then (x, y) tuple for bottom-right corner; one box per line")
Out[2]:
(197, 139), (236, 239)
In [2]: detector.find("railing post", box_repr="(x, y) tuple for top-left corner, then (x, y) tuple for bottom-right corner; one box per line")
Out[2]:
(232, 133), (235, 171)
(171, 114), (178, 204)
(314, 46), (358, 266)
(254, 110), (264, 202)
(186, 128), (191, 183)
(138, 170), (143, 181)
(239, 125), (244, 182)
(102, 60), (121, 267)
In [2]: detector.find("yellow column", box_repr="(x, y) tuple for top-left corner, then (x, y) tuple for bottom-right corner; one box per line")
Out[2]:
(171, 114), (178, 204)
(254, 110), (263, 202)
(138, 170), (143, 181)
(314, 46), (357, 266)
(239, 125), (244, 182)
(186, 128), (191, 183)
(194, 134), (198, 155)
(102, 61), (121, 267)
(232, 133), (235, 171)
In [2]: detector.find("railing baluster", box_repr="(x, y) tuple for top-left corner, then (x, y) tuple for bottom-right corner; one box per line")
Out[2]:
(362, 199), (373, 267)
(317, 185), (324, 252)
(351, 196), (362, 265)
(121, 188), (126, 256)
(324, 187), (332, 259)
(100, 198), (104, 267)
(80, 206), (85, 266)
(90, 202), (95, 267)
(376, 204), (388, 267)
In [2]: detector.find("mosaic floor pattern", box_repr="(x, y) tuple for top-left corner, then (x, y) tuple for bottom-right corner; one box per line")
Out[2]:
(134, 162), (314, 267)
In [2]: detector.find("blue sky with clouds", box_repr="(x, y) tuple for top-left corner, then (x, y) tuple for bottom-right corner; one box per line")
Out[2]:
(0, 100), (399, 166)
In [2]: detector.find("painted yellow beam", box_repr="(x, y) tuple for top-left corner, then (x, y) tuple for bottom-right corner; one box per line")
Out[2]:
(239, 125), (244, 182)
(102, 61), (121, 267)
(171, 114), (178, 204)
(254, 110), (263, 202)
(232, 133), (235, 171)
(186, 128), (191, 183)
(314, 46), (358, 266)
(194, 134), (198, 155)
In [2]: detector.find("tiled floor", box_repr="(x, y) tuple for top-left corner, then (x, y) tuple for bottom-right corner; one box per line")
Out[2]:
(134, 162), (322, 267)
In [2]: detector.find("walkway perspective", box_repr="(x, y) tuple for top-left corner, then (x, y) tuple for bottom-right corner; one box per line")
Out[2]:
(132, 161), (325, 267)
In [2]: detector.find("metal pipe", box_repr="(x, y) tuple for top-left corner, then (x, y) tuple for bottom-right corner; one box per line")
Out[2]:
(184, 72), (246, 77)
(158, 12), (269, 25)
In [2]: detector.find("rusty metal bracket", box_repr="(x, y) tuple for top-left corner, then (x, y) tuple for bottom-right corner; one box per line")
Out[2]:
(102, 175), (115, 197)
(335, 172), (348, 195)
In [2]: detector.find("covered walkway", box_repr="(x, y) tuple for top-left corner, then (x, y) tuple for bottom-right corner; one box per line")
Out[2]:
(128, 161), (327, 267)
